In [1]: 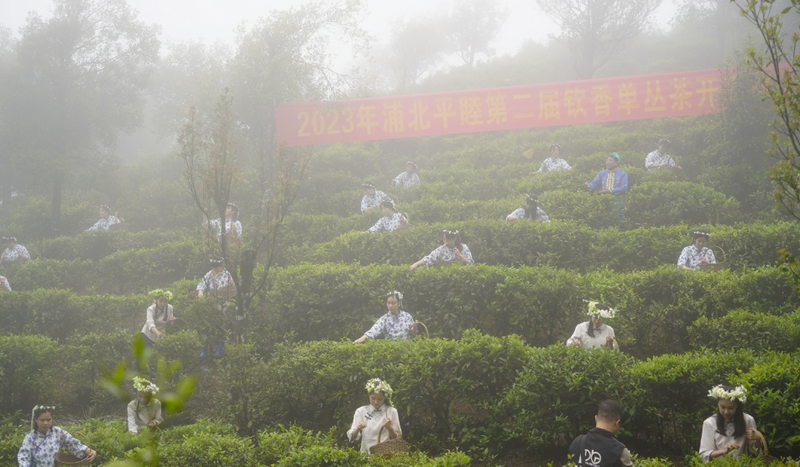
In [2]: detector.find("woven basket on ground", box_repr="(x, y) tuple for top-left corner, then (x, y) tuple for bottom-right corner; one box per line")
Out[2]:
(369, 420), (409, 457)
(55, 452), (94, 466)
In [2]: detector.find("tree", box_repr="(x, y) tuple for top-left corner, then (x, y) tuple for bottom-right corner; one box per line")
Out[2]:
(229, 0), (369, 187)
(733, 0), (800, 284)
(535, 0), (662, 79)
(177, 90), (310, 364)
(386, 17), (450, 92)
(448, 0), (509, 67)
(0, 0), (160, 235)
(149, 40), (232, 140)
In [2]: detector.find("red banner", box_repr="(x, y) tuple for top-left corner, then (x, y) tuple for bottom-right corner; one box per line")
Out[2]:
(275, 68), (722, 147)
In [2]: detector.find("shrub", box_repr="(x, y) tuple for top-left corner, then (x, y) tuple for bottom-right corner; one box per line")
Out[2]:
(493, 346), (636, 450)
(0, 334), (59, 414)
(626, 181), (741, 227)
(689, 310), (800, 353)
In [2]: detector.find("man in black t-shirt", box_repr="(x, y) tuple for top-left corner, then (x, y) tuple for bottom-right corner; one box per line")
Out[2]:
(569, 400), (632, 467)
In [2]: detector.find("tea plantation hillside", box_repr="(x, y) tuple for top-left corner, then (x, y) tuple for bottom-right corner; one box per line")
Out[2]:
(1, 119), (798, 467)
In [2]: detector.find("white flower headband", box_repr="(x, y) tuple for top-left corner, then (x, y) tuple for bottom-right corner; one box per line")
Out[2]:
(585, 300), (616, 319)
(31, 405), (55, 430)
(708, 385), (747, 403)
(133, 376), (159, 395)
(388, 291), (403, 302)
(365, 378), (393, 398)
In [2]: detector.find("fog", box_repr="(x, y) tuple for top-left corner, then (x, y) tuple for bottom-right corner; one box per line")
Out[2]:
(2, 0), (677, 63)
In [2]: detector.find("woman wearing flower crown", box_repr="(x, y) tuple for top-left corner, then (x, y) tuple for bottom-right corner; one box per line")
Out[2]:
(141, 289), (177, 346)
(409, 228), (474, 270)
(128, 377), (163, 434)
(699, 385), (761, 460)
(354, 291), (419, 343)
(18, 405), (96, 466)
(678, 229), (716, 271)
(347, 378), (401, 454)
(566, 301), (618, 350)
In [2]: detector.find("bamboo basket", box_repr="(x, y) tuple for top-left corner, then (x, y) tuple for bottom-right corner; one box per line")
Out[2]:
(369, 420), (409, 457)
(698, 246), (728, 271)
(55, 452), (94, 466)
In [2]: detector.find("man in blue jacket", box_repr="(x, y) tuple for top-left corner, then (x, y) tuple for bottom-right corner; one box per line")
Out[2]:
(585, 153), (628, 220)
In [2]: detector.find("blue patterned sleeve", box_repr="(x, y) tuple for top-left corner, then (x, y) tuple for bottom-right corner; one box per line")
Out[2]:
(58, 427), (88, 457)
(367, 218), (384, 233)
(234, 221), (243, 238)
(87, 220), (102, 231)
(365, 315), (387, 339)
(677, 247), (690, 268)
(645, 151), (657, 169)
(411, 174), (420, 186)
(538, 208), (551, 223)
(460, 245), (475, 266)
(506, 208), (524, 220)
(20, 246), (30, 260)
(421, 246), (442, 266)
(17, 432), (34, 467)
(562, 160), (572, 170)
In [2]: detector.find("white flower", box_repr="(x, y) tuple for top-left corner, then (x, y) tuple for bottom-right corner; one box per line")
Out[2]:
(365, 378), (393, 397)
(133, 376), (159, 395)
(584, 300), (616, 319)
(708, 385), (747, 403)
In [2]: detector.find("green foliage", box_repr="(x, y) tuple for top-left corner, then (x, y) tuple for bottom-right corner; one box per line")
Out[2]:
(689, 310), (800, 353)
(494, 346), (635, 449)
(625, 181), (741, 227)
(156, 428), (258, 467)
(0, 334), (59, 414)
(626, 349), (758, 453)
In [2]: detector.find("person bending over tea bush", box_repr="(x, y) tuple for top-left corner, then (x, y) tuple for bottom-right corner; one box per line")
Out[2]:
(361, 183), (386, 213)
(0, 236), (30, 266)
(566, 301), (618, 350)
(128, 377), (163, 434)
(366, 199), (408, 233)
(354, 291), (419, 343)
(85, 204), (123, 232)
(678, 229), (716, 271)
(409, 228), (474, 270)
(569, 399), (632, 467)
(18, 405), (96, 467)
(506, 193), (550, 223)
(392, 161), (420, 190)
(347, 378), (401, 455)
(141, 289), (176, 346)
(700, 385), (762, 461)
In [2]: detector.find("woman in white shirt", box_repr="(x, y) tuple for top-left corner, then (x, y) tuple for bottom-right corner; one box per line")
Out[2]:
(699, 385), (761, 461)
(127, 377), (163, 434)
(141, 289), (176, 346)
(347, 378), (401, 455)
(566, 301), (618, 350)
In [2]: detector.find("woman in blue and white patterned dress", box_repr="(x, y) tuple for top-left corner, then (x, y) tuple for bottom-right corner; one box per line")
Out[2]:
(353, 291), (419, 343)
(367, 200), (408, 233)
(409, 228), (474, 270)
(361, 183), (387, 213)
(678, 229), (716, 271)
(85, 205), (123, 232)
(0, 236), (30, 266)
(203, 203), (243, 241)
(530, 144), (571, 175)
(506, 193), (550, 223)
(391, 161), (420, 190)
(18, 406), (96, 467)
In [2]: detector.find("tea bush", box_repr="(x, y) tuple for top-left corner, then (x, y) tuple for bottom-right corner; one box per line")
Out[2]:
(689, 310), (800, 353)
